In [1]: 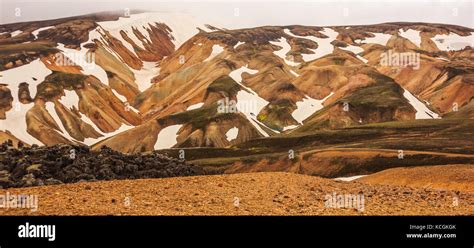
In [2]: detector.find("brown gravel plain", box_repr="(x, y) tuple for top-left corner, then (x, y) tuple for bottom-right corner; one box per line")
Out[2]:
(0, 172), (472, 216)
(358, 164), (474, 193)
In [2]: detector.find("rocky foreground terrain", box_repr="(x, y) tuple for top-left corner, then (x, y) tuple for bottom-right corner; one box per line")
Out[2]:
(0, 140), (204, 188)
(0, 172), (472, 216)
(358, 164), (474, 193)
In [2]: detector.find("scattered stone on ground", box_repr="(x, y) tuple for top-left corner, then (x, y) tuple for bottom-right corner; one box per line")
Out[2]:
(0, 141), (204, 188)
(0, 172), (471, 216)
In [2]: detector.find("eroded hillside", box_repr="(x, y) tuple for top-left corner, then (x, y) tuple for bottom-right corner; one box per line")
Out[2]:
(0, 12), (473, 157)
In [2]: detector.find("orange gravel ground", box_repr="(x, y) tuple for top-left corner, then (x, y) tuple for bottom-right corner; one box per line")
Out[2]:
(358, 165), (474, 193)
(0, 172), (472, 216)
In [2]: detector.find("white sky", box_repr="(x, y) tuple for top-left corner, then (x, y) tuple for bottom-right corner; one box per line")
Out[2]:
(0, 0), (473, 28)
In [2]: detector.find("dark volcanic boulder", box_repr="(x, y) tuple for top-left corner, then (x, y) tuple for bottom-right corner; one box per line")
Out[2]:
(0, 140), (205, 188)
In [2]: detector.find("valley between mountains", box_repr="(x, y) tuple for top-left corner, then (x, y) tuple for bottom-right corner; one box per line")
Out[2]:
(0, 11), (473, 215)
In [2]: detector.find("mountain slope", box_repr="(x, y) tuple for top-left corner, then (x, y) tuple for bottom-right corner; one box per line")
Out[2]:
(1, 13), (473, 154)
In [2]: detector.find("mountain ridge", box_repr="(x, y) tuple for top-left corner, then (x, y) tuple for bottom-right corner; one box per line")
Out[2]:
(1, 11), (473, 157)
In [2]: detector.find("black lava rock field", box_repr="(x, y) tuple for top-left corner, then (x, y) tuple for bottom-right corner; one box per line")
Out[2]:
(0, 141), (205, 188)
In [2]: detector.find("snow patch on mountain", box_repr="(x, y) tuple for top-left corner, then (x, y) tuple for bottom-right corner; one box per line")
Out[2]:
(236, 92), (270, 137)
(399, 29), (422, 47)
(234, 41), (245, 49)
(57, 43), (109, 85)
(131, 61), (161, 92)
(230, 66), (271, 137)
(10, 30), (22, 37)
(290, 70), (299, 77)
(154, 124), (183, 150)
(334, 175), (367, 181)
(225, 126), (239, 141)
(45, 102), (77, 142)
(229, 66), (258, 83)
(58, 90), (80, 110)
(112, 89), (127, 102)
(204, 44), (224, 62)
(82, 25), (161, 91)
(431, 32), (474, 51)
(269, 38), (300, 66)
(402, 89), (439, 119)
(55, 90), (135, 145)
(55, 91), (133, 145)
(358, 32), (392, 46)
(284, 28), (337, 62)
(32, 26), (54, 38)
(98, 12), (207, 51)
(339, 43), (368, 62)
(0, 59), (51, 145)
(357, 55), (368, 63)
(186, 102), (204, 111)
(340, 44), (364, 54)
(282, 125), (299, 131)
(292, 92), (334, 124)
(98, 14), (151, 55)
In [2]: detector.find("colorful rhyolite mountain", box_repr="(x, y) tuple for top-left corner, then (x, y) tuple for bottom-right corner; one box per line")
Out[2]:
(0, 11), (473, 155)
